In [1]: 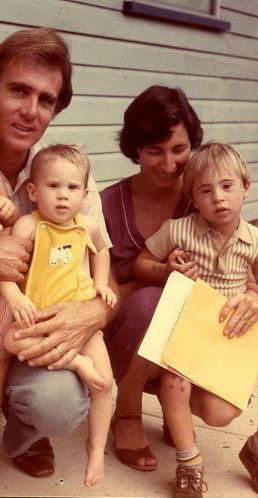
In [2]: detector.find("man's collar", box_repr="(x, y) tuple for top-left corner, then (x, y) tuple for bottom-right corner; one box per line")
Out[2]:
(194, 213), (253, 244)
(11, 143), (42, 194)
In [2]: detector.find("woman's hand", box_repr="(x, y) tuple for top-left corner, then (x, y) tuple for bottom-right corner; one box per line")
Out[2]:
(167, 248), (199, 281)
(220, 290), (258, 338)
(11, 297), (111, 367)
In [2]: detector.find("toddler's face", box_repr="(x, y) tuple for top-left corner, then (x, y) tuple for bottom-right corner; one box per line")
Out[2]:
(28, 157), (86, 226)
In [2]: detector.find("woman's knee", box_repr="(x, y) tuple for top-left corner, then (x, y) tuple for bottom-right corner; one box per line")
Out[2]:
(200, 398), (241, 427)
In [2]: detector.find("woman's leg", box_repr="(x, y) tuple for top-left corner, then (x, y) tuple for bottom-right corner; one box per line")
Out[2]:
(190, 386), (241, 426)
(105, 286), (163, 469)
(115, 353), (160, 446)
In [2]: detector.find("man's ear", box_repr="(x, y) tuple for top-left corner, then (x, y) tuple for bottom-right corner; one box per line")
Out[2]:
(27, 182), (37, 202)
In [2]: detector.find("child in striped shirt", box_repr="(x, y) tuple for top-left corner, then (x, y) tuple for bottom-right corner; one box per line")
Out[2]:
(135, 142), (258, 497)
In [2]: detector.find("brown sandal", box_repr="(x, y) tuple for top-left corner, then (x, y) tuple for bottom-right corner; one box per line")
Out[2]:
(111, 414), (157, 471)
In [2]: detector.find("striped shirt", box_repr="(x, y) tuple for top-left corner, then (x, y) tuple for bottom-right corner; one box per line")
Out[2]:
(146, 213), (258, 298)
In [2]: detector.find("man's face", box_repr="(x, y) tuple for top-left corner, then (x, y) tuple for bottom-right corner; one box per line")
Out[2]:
(0, 58), (63, 156)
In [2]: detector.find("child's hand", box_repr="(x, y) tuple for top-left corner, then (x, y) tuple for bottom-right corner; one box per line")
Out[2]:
(95, 285), (117, 309)
(0, 196), (17, 222)
(166, 248), (199, 281)
(9, 295), (38, 327)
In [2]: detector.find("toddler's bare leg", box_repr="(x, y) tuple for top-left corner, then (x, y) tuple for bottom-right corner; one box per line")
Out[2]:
(67, 353), (105, 392)
(82, 333), (113, 487)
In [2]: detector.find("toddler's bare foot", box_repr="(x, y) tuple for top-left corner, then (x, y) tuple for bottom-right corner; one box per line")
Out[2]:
(84, 439), (104, 487)
(68, 355), (105, 392)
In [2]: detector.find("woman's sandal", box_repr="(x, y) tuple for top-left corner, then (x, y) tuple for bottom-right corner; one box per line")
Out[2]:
(111, 414), (157, 471)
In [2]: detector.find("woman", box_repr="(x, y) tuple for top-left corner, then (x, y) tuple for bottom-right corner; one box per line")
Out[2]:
(100, 85), (258, 472)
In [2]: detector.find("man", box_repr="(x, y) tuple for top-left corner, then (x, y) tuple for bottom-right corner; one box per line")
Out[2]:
(0, 27), (113, 478)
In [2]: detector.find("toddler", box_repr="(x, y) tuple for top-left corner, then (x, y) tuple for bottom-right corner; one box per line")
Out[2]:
(0, 144), (115, 487)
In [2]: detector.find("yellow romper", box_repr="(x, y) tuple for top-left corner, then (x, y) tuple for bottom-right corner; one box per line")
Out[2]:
(24, 211), (97, 310)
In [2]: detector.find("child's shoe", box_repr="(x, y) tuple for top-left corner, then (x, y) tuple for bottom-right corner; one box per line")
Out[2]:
(173, 465), (208, 497)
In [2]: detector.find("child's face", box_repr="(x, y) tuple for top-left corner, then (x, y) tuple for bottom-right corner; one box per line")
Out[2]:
(28, 157), (87, 226)
(192, 167), (249, 233)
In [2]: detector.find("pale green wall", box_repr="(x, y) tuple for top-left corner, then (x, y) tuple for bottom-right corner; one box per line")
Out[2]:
(1, 0), (258, 219)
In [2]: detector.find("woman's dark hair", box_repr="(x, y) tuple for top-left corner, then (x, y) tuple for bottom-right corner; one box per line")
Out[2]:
(119, 85), (203, 163)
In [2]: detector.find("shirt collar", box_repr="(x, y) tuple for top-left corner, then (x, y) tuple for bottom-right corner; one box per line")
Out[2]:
(1, 143), (42, 196)
(14, 143), (42, 193)
(194, 213), (253, 244)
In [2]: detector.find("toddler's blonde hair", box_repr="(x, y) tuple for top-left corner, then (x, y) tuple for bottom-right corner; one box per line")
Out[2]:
(30, 144), (90, 187)
(183, 142), (250, 199)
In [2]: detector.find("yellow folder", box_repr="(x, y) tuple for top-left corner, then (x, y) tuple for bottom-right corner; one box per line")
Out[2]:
(138, 272), (258, 410)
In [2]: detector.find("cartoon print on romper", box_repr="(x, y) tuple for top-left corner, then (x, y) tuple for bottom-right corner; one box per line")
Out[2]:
(49, 244), (73, 266)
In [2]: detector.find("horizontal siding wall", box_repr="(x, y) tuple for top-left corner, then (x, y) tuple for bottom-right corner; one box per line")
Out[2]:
(1, 0), (258, 220)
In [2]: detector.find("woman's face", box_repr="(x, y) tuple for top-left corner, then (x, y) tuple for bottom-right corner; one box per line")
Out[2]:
(137, 123), (191, 188)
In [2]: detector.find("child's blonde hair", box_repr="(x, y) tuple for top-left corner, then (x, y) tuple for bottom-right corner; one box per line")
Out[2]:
(30, 144), (90, 186)
(183, 142), (250, 199)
